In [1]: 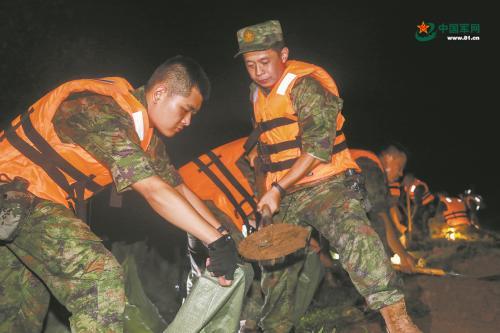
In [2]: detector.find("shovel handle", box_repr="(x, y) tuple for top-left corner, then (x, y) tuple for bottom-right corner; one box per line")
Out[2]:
(260, 204), (273, 228)
(393, 264), (447, 276)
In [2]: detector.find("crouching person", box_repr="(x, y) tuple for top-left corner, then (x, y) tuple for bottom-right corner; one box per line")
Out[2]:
(0, 56), (243, 333)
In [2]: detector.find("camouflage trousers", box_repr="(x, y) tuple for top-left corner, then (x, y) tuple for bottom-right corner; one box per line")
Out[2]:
(367, 210), (392, 256)
(259, 173), (404, 333)
(0, 200), (125, 333)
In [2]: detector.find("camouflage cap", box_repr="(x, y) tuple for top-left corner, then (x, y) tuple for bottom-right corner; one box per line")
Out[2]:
(234, 20), (285, 57)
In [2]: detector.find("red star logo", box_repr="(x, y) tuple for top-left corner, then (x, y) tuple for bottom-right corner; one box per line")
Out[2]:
(417, 21), (430, 34)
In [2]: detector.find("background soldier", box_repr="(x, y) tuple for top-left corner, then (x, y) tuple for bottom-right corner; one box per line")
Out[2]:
(351, 148), (417, 273)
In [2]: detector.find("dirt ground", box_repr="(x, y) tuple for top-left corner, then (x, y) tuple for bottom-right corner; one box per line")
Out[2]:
(406, 244), (500, 333)
(297, 241), (500, 333)
(42, 238), (500, 333)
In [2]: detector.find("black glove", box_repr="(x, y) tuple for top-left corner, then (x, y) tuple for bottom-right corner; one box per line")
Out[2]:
(207, 235), (238, 280)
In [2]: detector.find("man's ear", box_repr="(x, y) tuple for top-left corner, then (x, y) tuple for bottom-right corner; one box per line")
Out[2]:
(152, 84), (167, 104)
(280, 47), (289, 63)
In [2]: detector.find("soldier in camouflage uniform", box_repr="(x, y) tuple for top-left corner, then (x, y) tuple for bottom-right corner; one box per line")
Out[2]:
(352, 148), (417, 273)
(234, 21), (421, 333)
(177, 141), (325, 332)
(0, 56), (241, 332)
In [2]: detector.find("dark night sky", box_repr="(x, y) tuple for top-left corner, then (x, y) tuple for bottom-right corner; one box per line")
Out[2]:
(1, 1), (496, 226)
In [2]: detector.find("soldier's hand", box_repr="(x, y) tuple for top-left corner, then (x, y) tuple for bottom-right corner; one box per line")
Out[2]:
(207, 235), (238, 285)
(258, 188), (281, 215)
(399, 253), (417, 274)
(247, 148), (258, 168)
(309, 238), (322, 254)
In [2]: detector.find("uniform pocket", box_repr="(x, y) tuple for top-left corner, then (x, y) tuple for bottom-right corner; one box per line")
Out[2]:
(0, 180), (36, 242)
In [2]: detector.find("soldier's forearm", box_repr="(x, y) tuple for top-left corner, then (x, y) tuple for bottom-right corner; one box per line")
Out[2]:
(132, 175), (221, 244)
(175, 183), (222, 230)
(389, 206), (407, 234)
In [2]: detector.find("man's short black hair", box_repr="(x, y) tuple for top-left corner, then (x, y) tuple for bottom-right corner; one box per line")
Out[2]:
(146, 55), (211, 101)
(270, 42), (286, 53)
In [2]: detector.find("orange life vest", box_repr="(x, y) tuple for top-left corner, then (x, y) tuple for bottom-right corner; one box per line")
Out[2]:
(0, 77), (153, 210)
(249, 60), (359, 191)
(388, 181), (401, 199)
(404, 178), (435, 206)
(349, 149), (384, 172)
(178, 137), (257, 231)
(439, 195), (471, 227)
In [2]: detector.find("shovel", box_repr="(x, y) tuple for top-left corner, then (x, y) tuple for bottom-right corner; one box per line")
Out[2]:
(238, 204), (310, 266)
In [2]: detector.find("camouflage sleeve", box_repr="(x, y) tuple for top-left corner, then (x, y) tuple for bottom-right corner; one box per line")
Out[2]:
(291, 76), (342, 162)
(355, 157), (390, 214)
(53, 94), (157, 192)
(145, 133), (183, 187)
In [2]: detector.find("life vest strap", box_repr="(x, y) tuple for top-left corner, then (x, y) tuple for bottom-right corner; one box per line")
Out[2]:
(331, 140), (348, 155)
(193, 154), (256, 229)
(259, 140), (349, 173)
(260, 158), (297, 173)
(259, 137), (301, 155)
(389, 184), (401, 194)
(205, 151), (257, 212)
(4, 110), (104, 222)
(5, 124), (74, 198)
(244, 117), (297, 154)
(444, 211), (468, 219)
(22, 112), (103, 193)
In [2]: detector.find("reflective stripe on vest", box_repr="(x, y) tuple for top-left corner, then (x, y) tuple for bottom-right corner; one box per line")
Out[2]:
(0, 77), (152, 211)
(252, 60), (359, 191)
(406, 179), (435, 205)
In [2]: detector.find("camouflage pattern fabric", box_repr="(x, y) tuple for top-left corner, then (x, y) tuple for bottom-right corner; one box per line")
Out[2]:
(240, 250), (325, 332)
(354, 156), (390, 215)
(1, 85), (183, 332)
(248, 71), (403, 332)
(259, 174), (404, 333)
(292, 77), (342, 163)
(0, 176), (37, 241)
(52, 86), (183, 193)
(0, 200), (125, 333)
(235, 20), (284, 57)
(355, 156), (393, 253)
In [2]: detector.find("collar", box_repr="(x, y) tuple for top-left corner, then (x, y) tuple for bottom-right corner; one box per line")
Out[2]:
(132, 86), (148, 109)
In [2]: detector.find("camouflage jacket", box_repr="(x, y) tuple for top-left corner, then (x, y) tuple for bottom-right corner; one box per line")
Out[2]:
(52, 86), (182, 193)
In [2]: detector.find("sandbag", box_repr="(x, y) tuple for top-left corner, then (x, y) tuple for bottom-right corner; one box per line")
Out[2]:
(164, 263), (254, 333)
